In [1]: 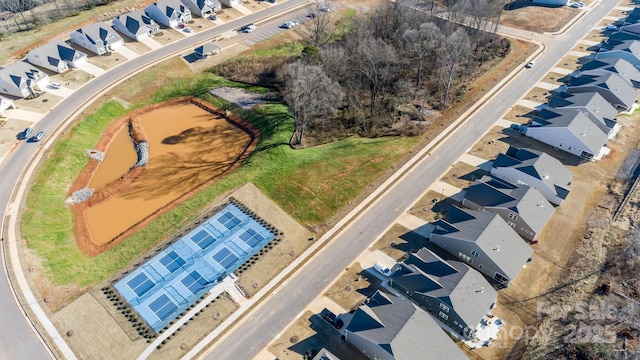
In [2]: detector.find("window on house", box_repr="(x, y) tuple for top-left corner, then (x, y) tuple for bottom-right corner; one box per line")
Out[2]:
(508, 213), (518, 221)
(507, 221), (516, 228)
(454, 321), (458, 326)
(471, 250), (479, 257)
(439, 303), (450, 312)
(479, 264), (485, 270)
(439, 311), (449, 321)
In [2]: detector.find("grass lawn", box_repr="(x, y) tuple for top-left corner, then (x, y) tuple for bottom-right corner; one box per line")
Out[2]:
(22, 72), (416, 288)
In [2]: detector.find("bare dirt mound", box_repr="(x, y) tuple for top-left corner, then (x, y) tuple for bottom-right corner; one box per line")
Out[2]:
(68, 96), (260, 256)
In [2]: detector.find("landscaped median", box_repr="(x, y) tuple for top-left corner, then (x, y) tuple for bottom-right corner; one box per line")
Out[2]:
(20, 73), (417, 309)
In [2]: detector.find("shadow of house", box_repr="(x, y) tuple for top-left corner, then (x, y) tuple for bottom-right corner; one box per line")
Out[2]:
(286, 315), (367, 360)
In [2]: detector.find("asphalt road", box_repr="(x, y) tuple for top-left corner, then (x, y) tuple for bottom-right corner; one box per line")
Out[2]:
(202, 3), (622, 360)
(0, 1), (311, 358)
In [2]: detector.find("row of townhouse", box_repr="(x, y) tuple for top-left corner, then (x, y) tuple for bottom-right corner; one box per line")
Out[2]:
(0, 0), (228, 98)
(340, 146), (574, 358)
(519, 8), (640, 161)
(342, 8), (640, 360)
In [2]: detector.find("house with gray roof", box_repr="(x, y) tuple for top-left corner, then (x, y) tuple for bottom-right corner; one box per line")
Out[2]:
(0, 95), (15, 116)
(344, 291), (467, 360)
(26, 39), (87, 73)
(523, 108), (610, 161)
(490, 146), (572, 206)
(0, 61), (50, 98)
(596, 40), (640, 70)
(620, 22), (640, 39)
(194, 43), (220, 59)
(606, 32), (640, 44)
(180, 0), (221, 17)
(70, 22), (124, 55)
(547, 92), (618, 127)
(428, 206), (533, 287)
(575, 57), (640, 88)
(562, 72), (638, 112)
(146, 0), (192, 28)
(462, 176), (554, 241)
(389, 247), (497, 340)
(112, 11), (159, 41)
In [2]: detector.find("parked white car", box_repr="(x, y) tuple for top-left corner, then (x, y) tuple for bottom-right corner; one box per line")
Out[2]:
(49, 82), (62, 89)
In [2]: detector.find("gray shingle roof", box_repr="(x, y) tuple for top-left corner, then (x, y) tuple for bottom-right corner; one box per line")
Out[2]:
(432, 206), (533, 281)
(530, 108), (609, 154)
(28, 39), (84, 65)
(153, 0), (189, 17)
(117, 10), (157, 35)
(464, 176), (554, 234)
(312, 348), (340, 360)
(346, 291), (466, 360)
(195, 42), (220, 56)
(77, 22), (122, 44)
(568, 72), (638, 110)
(579, 58), (640, 88)
(493, 147), (572, 200)
(547, 91), (618, 123)
(601, 39), (640, 55)
(392, 248), (497, 328)
(0, 61), (45, 88)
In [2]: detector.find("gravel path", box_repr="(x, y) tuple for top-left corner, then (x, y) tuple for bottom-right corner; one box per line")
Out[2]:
(209, 87), (274, 110)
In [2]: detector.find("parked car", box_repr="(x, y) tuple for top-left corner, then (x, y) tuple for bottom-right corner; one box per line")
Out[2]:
(49, 82), (62, 89)
(320, 308), (344, 329)
(308, 12), (316, 18)
(569, 1), (584, 7)
(208, 14), (217, 20)
(604, 24), (619, 31)
(290, 20), (299, 26)
(281, 21), (292, 29)
(319, 6), (330, 12)
(240, 24), (256, 33)
(374, 261), (391, 276)
(183, 27), (193, 33)
(21, 127), (32, 140)
(32, 131), (45, 142)
(525, 61), (535, 68)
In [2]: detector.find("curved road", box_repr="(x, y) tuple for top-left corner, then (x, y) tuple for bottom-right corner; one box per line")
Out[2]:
(202, 2), (621, 360)
(0, 1), (309, 358)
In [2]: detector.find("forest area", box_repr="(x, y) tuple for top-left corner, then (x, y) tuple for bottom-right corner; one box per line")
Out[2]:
(0, 0), (115, 34)
(216, 0), (510, 147)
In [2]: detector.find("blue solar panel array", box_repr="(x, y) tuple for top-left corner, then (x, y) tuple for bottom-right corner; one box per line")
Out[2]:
(114, 203), (276, 332)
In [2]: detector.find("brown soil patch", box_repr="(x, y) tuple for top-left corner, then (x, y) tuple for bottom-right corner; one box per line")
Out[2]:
(407, 190), (462, 223)
(500, 1), (580, 33)
(371, 224), (430, 260)
(502, 105), (538, 123)
(522, 87), (551, 103)
(324, 263), (371, 311)
(440, 162), (488, 190)
(68, 97), (260, 256)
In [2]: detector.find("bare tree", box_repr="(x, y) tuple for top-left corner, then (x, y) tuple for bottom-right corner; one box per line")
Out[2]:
(354, 37), (398, 119)
(1, 0), (29, 30)
(438, 28), (471, 108)
(300, 0), (333, 46)
(403, 22), (442, 86)
(282, 61), (344, 146)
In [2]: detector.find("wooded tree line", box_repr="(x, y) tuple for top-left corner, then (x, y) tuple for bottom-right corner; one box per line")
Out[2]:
(0, 0), (111, 34)
(282, 0), (509, 146)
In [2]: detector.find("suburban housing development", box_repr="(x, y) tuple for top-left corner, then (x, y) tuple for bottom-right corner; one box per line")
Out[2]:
(2, 0), (640, 359)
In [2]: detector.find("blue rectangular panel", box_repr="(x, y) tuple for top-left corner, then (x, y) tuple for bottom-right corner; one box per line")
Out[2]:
(127, 273), (155, 297)
(239, 228), (264, 248)
(212, 247), (239, 268)
(159, 251), (186, 273)
(149, 294), (177, 321)
(181, 271), (209, 294)
(191, 230), (208, 242)
(218, 212), (240, 230)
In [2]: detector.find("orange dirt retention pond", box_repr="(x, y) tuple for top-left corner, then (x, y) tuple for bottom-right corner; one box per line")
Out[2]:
(69, 97), (259, 256)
